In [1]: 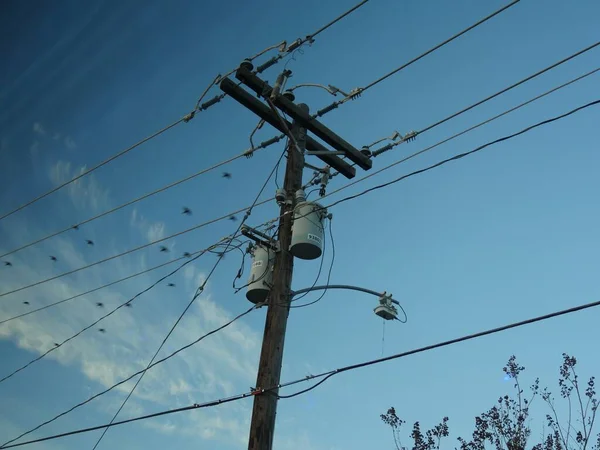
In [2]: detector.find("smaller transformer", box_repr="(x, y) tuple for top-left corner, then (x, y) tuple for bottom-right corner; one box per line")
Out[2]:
(246, 245), (275, 304)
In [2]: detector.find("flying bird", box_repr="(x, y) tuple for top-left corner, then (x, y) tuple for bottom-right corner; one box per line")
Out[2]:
(23, 301), (30, 305)
(222, 172), (232, 179)
(86, 239), (94, 246)
(182, 207), (192, 216)
(183, 252), (192, 258)
(159, 246), (169, 253)
(50, 256), (57, 262)
(167, 283), (176, 287)
(96, 302), (104, 308)
(4, 261), (12, 267)
(98, 328), (106, 333)
(228, 215), (237, 222)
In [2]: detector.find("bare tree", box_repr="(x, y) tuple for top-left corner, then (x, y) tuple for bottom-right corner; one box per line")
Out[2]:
(540, 354), (599, 450)
(381, 406), (449, 450)
(381, 355), (599, 450)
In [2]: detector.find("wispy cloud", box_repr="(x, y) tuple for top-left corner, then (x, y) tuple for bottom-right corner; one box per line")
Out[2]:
(29, 140), (39, 158)
(64, 136), (76, 150)
(33, 122), (46, 136)
(48, 160), (110, 212)
(146, 222), (165, 243)
(130, 208), (168, 246)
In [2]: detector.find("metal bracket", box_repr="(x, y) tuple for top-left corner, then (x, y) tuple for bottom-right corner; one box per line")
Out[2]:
(241, 225), (280, 252)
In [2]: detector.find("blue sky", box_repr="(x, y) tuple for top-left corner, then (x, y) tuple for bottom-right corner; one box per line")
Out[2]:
(1, 0), (599, 449)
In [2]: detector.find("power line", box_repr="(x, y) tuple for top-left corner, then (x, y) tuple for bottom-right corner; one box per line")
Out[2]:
(0, 118), (186, 223)
(0, 305), (258, 449)
(250, 68), (599, 248)
(0, 200), (272, 299)
(0, 237), (238, 385)
(323, 99), (600, 211)
(314, 1), (521, 117)
(418, 41), (600, 135)
(0, 240), (251, 325)
(0, 72), (222, 224)
(5, 293), (600, 449)
(0, 1), (528, 263)
(0, 0), (368, 227)
(0, 139), (281, 260)
(61, 119), (292, 449)
(2, 119), (292, 447)
(251, 0), (370, 74)
(0, 256), (183, 325)
(322, 64), (600, 200)
(362, 1), (520, 94)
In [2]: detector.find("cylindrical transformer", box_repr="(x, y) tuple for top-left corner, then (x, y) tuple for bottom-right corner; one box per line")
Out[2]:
(246, 245), (274, 304)
(290, 201), (326, 260)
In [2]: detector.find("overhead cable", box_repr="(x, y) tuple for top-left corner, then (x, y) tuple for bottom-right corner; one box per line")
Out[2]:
(323, 100), (600, 213)
(417, 41), (600, 135)
(253, 0), (370, 74)
(6, 293), (600, 449)
(81, 114), (292, 448)
(0, 0), (370, 224)
(0, 239), (251, 325)
(0, 305), (258, 449)
(0, 141), (281, 260)
(314, 1), (521, 117)
(325, 63), (600, 189)
(0, 236), (238, 385)
(0, 199), (272, 299)
(0, 74), (220, 223)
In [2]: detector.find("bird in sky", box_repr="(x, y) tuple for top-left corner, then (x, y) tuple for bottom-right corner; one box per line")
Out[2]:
(4, 261), (12, 267)
(222, 172), (232, 179)
(167, 283), (176, 287)
(229, 215), (237, 222)
(50, 256), (57, 262)
(183, 252), (192, 258)
(160, 246), (169, 253)
(23, 301), (30, 305)
(96, 302), (104, 307)
(86, 239), (94, 246)
(182, 207), (192, 216)
(98, 328), (106, 333)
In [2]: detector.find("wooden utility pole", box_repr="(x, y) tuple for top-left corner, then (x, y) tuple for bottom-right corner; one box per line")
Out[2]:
(247, 106), (307, 450)
(220, 61), (369, 450)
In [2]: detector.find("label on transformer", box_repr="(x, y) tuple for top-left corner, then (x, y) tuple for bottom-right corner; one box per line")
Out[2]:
(307, 234), (322, 245)
(252, 261), (263, 268)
